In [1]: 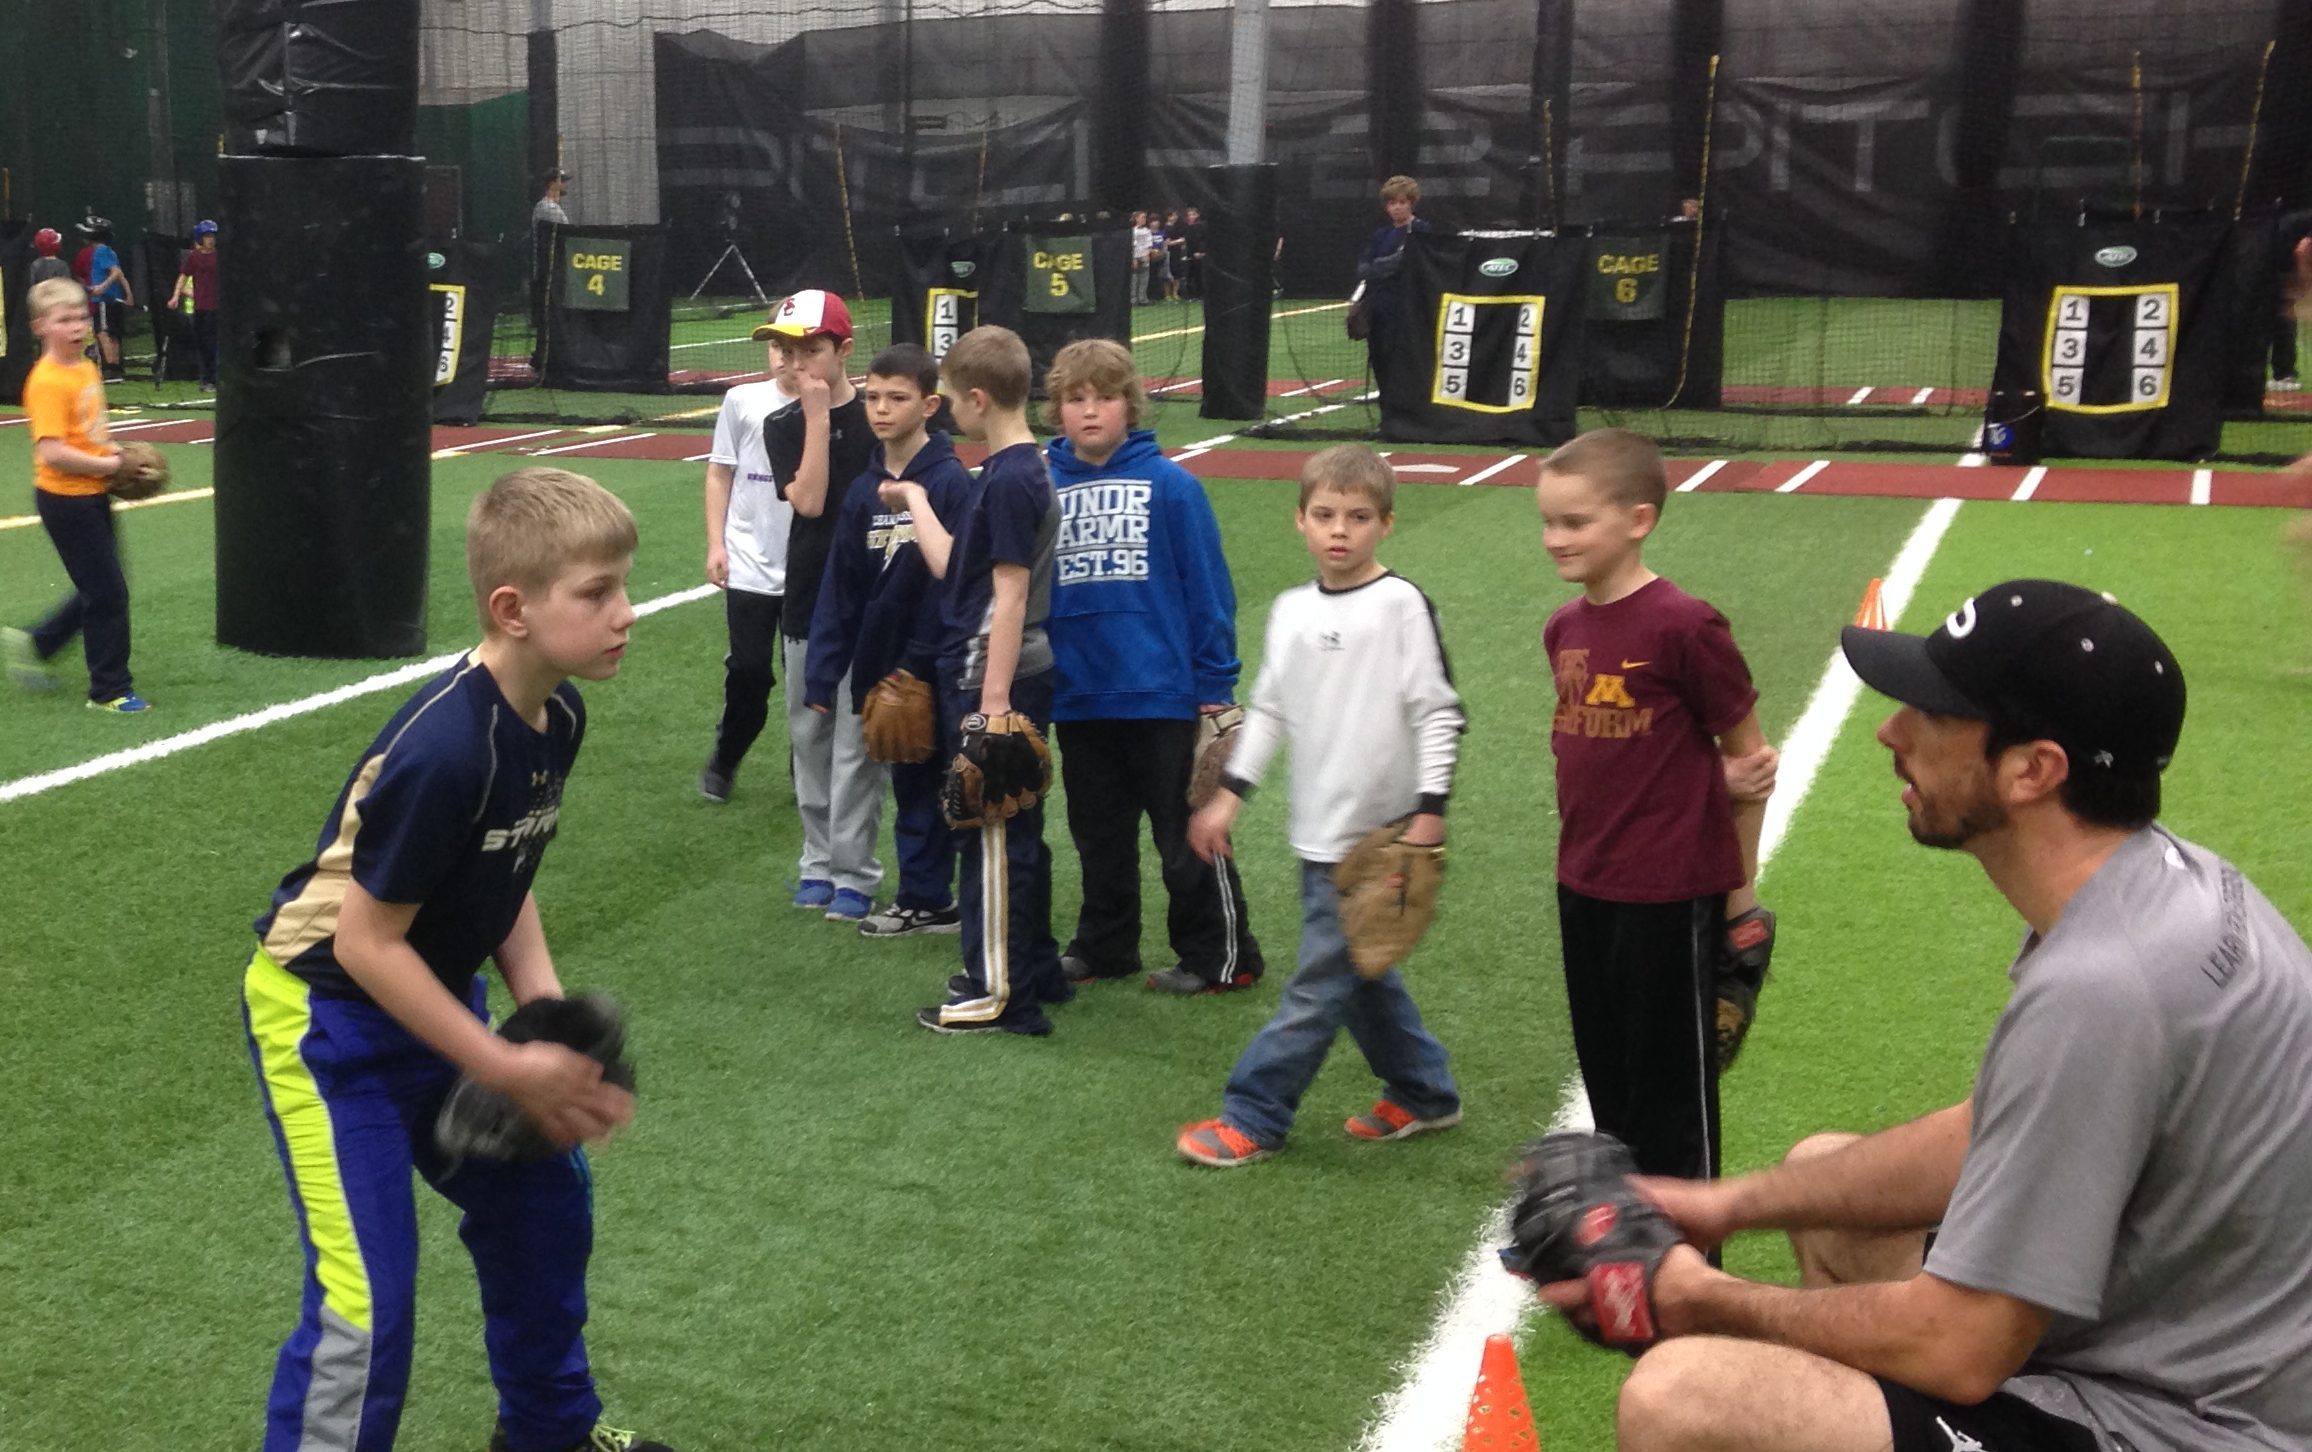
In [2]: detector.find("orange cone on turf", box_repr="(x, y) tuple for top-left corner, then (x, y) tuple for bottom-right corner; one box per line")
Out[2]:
(1853, 577), (1887, 631)
(1462, 1333), (1540, 1452)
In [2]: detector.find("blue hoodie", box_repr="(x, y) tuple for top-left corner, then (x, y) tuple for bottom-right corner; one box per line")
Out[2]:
(1045, 428), (1240, 721)
(804, 431), (975, 711)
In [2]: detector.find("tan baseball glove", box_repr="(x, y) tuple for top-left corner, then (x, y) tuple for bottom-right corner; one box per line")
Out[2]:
(860, 669), (936, 763)
(109, 441), (169, 502)
(1185, 704), (1245, 809)
(1332, 816), (1447, 978)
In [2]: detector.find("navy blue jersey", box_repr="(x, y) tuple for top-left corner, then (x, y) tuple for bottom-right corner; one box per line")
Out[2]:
(804, 431), (976, 710)
(939, 441), (1059, 689)
(767, 393), (878, 641)
(256, 654), (586, 996)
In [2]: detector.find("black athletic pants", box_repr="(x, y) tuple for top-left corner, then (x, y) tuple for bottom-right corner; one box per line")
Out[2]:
(1557, 886), (1721, 1181)
(30, 489), (133, 702)
(709, 588), (781, 774)
(1058, 717), (1262, 986)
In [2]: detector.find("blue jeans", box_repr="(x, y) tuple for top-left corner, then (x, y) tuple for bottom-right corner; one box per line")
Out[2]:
(1220, 860), (1458, 1145)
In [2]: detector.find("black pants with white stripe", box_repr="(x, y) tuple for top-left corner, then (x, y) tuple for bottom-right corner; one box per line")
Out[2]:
(1058, 717), (1263, 986)
(1556, 887), (1722, 1181)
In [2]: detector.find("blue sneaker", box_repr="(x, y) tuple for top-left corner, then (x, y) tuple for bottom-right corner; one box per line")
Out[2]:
(824, 887), (872, 923)
(87, 692), (153, 714)
(792, 879), (835, 911)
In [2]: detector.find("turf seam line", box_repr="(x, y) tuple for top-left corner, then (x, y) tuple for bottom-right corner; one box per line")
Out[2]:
(0, 584), (720, 807)
(1357, 496), (1962, 1452)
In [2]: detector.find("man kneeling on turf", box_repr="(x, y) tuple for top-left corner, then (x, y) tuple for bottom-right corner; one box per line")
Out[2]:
(1536, 582), (2312, 1452)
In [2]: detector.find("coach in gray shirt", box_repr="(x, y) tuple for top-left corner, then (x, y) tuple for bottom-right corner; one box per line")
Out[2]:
(1556, 580), (2312, 1452)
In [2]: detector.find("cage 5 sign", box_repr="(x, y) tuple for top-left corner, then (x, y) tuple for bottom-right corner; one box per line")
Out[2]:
(1022, 235), (1094, 315)
(563, 237), (631, 312)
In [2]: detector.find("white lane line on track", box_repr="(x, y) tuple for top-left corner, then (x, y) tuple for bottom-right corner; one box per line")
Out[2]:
(1358, 495), (1964, 1452)
(432, 427), (567, 460)
(1169, 447), (1212, 464)
(1675, 459), (1727, 493)
(531, 432), (658, 457)
(0, 585), (720, 806)
(1457, 454), (1527, 488)
(1909, 386), (1935, 406)
(1844, 386), (1874, 406)
(1, 487), (218, 531)
(1776, 459), (1831, 494)
(2010, 466), (2046, 502)
(2190, 469), (2212, 506)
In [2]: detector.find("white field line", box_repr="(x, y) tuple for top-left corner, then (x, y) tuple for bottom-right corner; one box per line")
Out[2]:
(1776, 459), (1831, 494)
(1358, 495), (1964, 1452)
(1, 486), (218, 531)
(1150, 377), (1202, 396)
(432, 427), (566, 460)
(1266, 390), (1379, 429)
(1844, 386), (1874, 406)
(107, 419), (181, 434)
(2190, 469), (2212, 506)
(683, 452), (713, 463)
(1183, 432), (1238, 450)
(1457, 454), (1527, 488)
(1169, 447), (1213, 465)
(1675, 459), (1727, 493)
(1132, 299), (1348, 346)
(1958, 423), (1987, 468)
(2010, 466), (2047, 503)
(1909, 386), (1935, 406)
(1278, 378), (1347, 398)
(0, 585), (719, 807)
(531, 432), (657, 457)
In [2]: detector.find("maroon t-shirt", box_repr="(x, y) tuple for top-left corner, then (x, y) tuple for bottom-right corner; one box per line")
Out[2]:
(179, 247), (219, 311)
(1544, 577), (1756, 902)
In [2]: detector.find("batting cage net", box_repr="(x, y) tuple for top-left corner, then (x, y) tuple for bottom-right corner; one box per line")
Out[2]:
(3, 0), (2308, 460)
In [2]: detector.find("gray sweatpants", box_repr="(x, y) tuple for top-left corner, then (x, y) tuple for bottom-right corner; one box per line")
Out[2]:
(783, 636), (884, 896)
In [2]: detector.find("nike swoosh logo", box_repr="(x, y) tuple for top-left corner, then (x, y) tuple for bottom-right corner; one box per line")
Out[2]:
(1621, 659), (1651, 670)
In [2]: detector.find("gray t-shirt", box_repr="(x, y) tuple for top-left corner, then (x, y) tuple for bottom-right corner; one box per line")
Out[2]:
(1926, 826), (2312, 1452)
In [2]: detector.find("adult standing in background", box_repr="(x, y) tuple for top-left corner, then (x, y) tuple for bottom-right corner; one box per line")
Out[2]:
(1355, 176), (1428, 400)
(530, 169), (571, 372)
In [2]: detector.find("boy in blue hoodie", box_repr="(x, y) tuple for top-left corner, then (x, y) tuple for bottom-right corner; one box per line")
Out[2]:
(805, 344), (968, 938)
(1044, 339), (1264, 994)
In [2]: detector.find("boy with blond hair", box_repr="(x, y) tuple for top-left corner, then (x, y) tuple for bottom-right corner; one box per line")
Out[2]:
(4, 278), (147, 710)
(241, 468), (674, 1452)
(880, 325), (1070, 1034)
(1537, 427), (1777, 1182)
(1177, 445), (1465, 1165)
(1043, 338), (1262, 993)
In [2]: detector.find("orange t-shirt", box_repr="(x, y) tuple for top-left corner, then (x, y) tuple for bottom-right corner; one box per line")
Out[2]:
(24, 354), (112, 497)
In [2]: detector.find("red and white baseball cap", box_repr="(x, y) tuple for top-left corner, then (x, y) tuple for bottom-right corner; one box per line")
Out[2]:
(754, 289), (853, 343)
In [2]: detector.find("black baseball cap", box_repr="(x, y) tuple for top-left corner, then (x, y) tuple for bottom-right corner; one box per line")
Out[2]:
(1840, 579), (2185, 779)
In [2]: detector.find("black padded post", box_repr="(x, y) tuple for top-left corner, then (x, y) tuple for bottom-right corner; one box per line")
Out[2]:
(1199, 164), (1279, 420)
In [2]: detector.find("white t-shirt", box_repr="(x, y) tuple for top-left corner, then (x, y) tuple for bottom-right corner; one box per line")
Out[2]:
(708, 379), (797, 597)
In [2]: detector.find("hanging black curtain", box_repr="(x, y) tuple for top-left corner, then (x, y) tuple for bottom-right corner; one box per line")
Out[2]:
(1369, 0), (1422, 182)
(1531, 0), (1573, 229)
(1929, 0), (2023, 295)
(1668, 0), (1722, 204)
(1093, 0), (1150, 212)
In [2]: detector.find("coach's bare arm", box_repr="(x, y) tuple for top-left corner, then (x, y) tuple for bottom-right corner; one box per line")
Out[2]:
(1640, 1101), (1970, 1248)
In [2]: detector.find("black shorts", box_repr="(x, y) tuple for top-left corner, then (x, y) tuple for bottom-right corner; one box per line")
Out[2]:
(95, 300), (126, 336)
(1880, 1379), (2102, 1452)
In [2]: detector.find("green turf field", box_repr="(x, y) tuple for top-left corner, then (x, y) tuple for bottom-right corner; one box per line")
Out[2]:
(3, 438), (2309, 1449)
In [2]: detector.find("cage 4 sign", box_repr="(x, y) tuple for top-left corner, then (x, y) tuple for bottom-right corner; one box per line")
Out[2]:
(1022, 235), (1094, 315)
(563, 237), (631, 311)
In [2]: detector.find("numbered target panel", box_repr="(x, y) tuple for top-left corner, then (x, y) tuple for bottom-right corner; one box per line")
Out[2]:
(1431, 293), (1546, 414)
(923, 287), (978, 361)
(2041, 283), (2177, 415)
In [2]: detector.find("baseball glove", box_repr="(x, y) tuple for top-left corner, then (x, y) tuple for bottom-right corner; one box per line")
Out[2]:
(940, 711), (1052, 828)
(109, 441), (169, 502)
(860, 669), (936, 764)
(1185, 704), (1245, 810)
(1332, 817), (1446, 978)
(1713, 906), (1776, 1073)
(434, 994), (636, 1163)
(1499, 1131), (1684, 1350)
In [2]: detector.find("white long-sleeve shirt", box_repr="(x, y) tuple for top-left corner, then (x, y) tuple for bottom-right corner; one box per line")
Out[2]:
(1223, 571), (1466, 863)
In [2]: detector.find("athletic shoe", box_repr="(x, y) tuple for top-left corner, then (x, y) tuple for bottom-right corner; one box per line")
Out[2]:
(915, 1004), (1051, 1036)
(2276, 375), (2301, 391)
(792, 879), (835, 910)
(824, 888), (872, 923)
(859, 902), (961, 938)
(1176, 1117), (1274, 1167)
(2, 627), (56, 692)
(488, 1421), (676, 1452)
(698, 757), (734, 803)
(87, 693), (153, 714)
(1062, 952), (1137, 984)
(1144, 965), (1260, 996)
(1344, 1100), (1462, 1142)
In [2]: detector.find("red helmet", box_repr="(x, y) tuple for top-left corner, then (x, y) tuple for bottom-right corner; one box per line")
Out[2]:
(34, 227), (61, 255)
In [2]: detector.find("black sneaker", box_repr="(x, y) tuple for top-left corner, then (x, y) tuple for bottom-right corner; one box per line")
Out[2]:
(489, 1421), (676, 1452)
(698, 757), (734, 803)
(859, 902), (961, 938)
(1062, 952), (1136, 984)
(1146, 965), (1260, 996)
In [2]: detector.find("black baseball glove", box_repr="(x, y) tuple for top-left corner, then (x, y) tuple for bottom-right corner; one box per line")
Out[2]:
(1499, 1131), (1683, 1350)
(434, 994), (636, 1163)
(1715, 906), (1776, 1073)
(940, 711), (1052, 827)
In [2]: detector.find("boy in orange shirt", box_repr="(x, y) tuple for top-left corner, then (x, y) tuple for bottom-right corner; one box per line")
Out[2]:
(4, 278), (148, 711)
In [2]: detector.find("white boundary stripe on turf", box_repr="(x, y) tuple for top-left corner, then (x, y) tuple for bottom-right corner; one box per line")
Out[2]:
(0, 584), (720, 806)
(1357, 495), (1963, 1452)
(432, 427), (567, 460)
(0, 486), (218, 531)
(531, 432), (657, 457)
(2010, 466), (2047, 503)
(1675, 459), (1727, 493)
(1457, 454), (1527, 488)
(2190, 469), (2212, 506)
(1776, 459), (1831, 494)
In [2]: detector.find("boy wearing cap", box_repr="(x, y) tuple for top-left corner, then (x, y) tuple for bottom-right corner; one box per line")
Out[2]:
(78, 218), (132, 383)
(761, 290), (885, 923)
(1536, 427), (1778, 1182)
(1555, 581), (2312, 1452)
(696, 316), (799, 803)
(30, 228), (71, 287)
(166, 220), (222, 390)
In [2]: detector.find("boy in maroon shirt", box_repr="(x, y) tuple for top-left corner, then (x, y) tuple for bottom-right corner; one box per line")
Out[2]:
(1537, 428), (1777, 1181)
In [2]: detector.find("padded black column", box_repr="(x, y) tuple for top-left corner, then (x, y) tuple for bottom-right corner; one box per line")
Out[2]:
(1092, 0), (1152, 214)
(218, 0), (419, 155)
(1199, 164), (1279, 420)
(214, 156), (431, 658)
(1368, 0), (1423, 183)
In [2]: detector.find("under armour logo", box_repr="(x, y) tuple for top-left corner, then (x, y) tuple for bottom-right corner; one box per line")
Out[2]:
(1944, 598), (1978, 638)
(2093, 750), (2114, 768)
(1317, 631), (1343, 651)
(1935, 1416), (1989, 1452)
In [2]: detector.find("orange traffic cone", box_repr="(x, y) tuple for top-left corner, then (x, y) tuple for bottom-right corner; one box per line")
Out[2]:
(1853, 577), (1887, 631)
(1462, 1333), (1540, 1452)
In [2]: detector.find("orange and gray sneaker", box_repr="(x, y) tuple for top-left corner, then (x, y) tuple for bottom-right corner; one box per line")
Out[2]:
(1175, 1117), (1275, 1167)
(1344, 1100), (1462, 1142)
